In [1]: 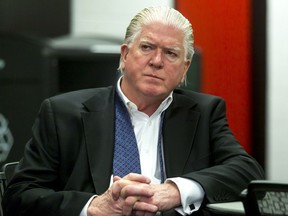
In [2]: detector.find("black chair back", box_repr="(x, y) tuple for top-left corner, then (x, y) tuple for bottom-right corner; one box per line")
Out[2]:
(242, 180), (288, 215)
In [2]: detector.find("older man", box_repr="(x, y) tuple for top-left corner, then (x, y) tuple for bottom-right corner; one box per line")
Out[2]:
(2, 6), (264, 216)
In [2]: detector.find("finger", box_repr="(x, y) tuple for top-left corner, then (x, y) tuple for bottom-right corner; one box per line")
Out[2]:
(122, 173), (151, 184)
(120, 184), (154, 199)
(133, 211), (156, 216)
(133, 210), (145, 216)
(133, 201), (158, 213)
(133, 210), (153, 216)
(112, 178), (142, 200)
(112, 175), (151, 200)
(111, 180), (124, 200)
(113, 175), (121, 182)
(122, 196), (138, 215)
(122, 198), (158, 215)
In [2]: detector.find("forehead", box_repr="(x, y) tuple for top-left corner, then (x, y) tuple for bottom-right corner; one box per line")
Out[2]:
(136, 22), (185, 49)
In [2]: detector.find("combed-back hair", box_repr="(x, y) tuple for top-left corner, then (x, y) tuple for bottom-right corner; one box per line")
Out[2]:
(123, 6), (194, 61)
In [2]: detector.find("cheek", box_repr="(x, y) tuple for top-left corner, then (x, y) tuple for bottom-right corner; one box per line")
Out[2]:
(165, 67), (187, 86)
(134, 54), (150, 66)
(125, 52), (147, 70)
(169, 65), (186, 78)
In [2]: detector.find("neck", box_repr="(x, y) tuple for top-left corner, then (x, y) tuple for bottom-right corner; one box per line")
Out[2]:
(119, 77), (169, 116)
(122, 89), (165, 117)
(135, 99), (162, 116)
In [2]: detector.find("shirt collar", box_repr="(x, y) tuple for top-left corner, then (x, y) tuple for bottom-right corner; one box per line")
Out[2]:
(116, 76), (173, 115)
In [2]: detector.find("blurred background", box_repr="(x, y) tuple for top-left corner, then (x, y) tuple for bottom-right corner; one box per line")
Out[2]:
(0, 0), (287, 181)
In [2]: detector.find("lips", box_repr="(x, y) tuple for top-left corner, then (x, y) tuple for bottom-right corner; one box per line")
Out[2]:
(145, 74), (163, 81)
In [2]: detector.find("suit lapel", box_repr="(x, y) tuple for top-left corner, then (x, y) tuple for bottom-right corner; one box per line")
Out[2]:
(81, 87), (200, 191)
(163, 92), (200, 177)
(82, 87), (115, 194)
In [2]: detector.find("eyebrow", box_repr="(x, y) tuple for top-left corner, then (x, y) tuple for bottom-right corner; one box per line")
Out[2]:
(139, 38), (182, 53)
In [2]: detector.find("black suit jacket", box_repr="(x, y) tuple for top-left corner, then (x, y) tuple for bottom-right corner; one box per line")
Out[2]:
(2, 86), (264, 216)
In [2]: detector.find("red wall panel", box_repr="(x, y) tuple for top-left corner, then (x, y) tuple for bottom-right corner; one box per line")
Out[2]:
(176, 1), (252, 152)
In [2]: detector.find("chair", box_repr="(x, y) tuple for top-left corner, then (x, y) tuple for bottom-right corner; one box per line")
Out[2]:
(0, 161), (19, 198)
(242, 180), (288, 215)
(0, 161), (19, 195)
(0, 161), (19, 216)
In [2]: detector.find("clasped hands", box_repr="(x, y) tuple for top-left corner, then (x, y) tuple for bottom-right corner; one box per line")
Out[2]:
(87, 173), (181, 216)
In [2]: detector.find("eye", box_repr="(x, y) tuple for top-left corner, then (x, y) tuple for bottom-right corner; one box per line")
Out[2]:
(165, 50), (178, 60)
(167, 50), (177, 57)
(140, 44), (152, 52)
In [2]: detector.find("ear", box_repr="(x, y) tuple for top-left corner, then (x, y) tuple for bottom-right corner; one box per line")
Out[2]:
(120, 44), (129, 70)
(121, 44), (129, 61)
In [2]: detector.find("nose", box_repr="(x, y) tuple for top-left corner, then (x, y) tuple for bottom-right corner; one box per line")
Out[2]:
(149, 49), (163, 69)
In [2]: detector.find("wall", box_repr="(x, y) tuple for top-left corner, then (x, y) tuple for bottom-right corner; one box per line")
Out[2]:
(266, 0), (288, 181)
(176, 0), (252, 153)
(71, 0), (173, 39)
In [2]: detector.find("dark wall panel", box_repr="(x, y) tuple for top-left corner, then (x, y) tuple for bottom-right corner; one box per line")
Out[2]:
(0, 0), (70, 37)
(0, 35), (120, 166)
(251, 0), (267, 168)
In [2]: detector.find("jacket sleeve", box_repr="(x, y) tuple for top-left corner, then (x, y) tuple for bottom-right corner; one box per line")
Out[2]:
(182, 97), (264, 204)
(2, 99), (93, 216)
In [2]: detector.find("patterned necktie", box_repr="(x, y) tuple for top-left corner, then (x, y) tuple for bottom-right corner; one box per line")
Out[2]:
(113, 93), (141, 177)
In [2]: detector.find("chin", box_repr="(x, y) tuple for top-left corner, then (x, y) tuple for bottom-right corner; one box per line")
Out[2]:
(139, 83), (167, 96)
(142, 88), (166, 98)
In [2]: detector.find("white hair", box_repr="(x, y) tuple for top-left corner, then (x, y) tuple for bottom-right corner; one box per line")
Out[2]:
(123, 6), (194, 61)
(118, 5), (195, 86)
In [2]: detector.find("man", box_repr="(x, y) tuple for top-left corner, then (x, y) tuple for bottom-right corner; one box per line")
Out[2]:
(2, 6), (264, 216)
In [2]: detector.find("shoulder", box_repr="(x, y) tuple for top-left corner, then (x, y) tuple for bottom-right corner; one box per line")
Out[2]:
(50, 86), (114, 102)
(172, 89), (228, 121)
(173, 88), (225, 108)
(40, 86), (115, 113)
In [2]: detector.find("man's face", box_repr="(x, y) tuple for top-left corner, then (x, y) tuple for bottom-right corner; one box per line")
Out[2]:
(120, 22), (191, 102)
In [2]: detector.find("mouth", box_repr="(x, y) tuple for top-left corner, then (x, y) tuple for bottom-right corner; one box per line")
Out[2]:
(144, 74), (163, 81)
